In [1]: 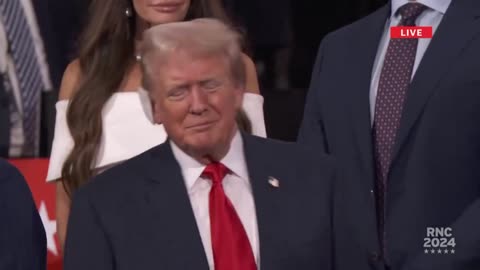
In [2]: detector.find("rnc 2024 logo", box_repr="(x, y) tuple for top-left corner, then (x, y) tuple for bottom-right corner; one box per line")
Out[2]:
(423, 227), (456, 255)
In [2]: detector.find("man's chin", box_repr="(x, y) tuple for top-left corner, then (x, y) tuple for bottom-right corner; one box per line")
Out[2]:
(185, 137), (215, 153)
(184, 136), (231, 161)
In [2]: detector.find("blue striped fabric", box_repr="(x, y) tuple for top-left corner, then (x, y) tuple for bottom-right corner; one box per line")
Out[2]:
(0, 0), (42, 156)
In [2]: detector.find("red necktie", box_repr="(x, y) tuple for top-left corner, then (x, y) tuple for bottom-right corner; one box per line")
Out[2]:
(202, 162), (257, 270)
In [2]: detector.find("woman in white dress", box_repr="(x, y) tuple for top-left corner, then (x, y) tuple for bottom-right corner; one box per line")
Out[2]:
(47, 0), (266, 250)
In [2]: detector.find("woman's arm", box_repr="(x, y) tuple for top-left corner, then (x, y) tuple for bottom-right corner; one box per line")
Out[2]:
(54, 59), (82, 251)
(56, 181), (71, 251)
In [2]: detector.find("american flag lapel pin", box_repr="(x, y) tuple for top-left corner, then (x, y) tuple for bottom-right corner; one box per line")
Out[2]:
(268, 176), (280, 188)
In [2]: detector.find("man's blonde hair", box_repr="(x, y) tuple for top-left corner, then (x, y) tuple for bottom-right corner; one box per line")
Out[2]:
(141, 18), (245, 91)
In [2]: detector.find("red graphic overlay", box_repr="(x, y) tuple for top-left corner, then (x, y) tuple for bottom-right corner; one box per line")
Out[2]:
(391, 26), (433, 39)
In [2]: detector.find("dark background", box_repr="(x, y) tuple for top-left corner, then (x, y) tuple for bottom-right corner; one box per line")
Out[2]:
(36, 0), (388, 156)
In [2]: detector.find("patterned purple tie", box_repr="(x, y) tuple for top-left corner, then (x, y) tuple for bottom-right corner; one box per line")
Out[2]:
(373, 2), (427, 250)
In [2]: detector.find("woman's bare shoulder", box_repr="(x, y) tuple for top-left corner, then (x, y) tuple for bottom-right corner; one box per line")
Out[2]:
(58, 59), (82, 101)
(241, 53), (260, 94)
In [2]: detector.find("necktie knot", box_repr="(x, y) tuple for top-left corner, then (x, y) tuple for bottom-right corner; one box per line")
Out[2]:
(397, 3), (428, 26)
(202, 162), (229, 185)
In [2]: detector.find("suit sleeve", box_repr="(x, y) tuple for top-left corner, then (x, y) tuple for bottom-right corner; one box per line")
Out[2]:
(297, 39), (328, 153)
(0, 161), (46, 270)
(403, 200), (480, 270)
(63, 188), (114, 270)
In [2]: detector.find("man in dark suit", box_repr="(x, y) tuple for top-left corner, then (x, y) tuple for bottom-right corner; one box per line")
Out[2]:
(298, 0), (480, 269)
(0, 159), (46, 270)
(1, 0), (70, 157)
(64, 19), (334, 270)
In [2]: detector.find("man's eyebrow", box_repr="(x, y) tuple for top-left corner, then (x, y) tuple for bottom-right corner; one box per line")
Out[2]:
(199, 78), (223, 85)
(168, 83), (190, 90)
(199, 78), (215, 83)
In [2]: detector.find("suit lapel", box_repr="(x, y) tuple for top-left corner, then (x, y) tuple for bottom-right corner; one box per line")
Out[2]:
(348, 5), (390, 190)
(242, 134), (283, 270)
(391, 0), (480, 163)
(142, 142), (209, 269)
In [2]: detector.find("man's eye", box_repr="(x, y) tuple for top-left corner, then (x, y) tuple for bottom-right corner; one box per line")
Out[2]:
(203, 80), (221, 90)
(168, 88), (188, 99)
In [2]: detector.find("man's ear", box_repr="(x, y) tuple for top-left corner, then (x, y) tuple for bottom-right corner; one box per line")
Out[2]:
(152, 100), (163, 124)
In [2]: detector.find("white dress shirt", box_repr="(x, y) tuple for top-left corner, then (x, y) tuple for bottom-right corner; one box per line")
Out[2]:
(170, 131), (260, 270)
(0, 0), (52, 156)
(369, 0), (452, 123)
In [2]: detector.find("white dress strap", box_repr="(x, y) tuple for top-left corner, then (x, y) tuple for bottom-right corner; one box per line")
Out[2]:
(46, 100), (73, 181)
(46, 92), (169, 182)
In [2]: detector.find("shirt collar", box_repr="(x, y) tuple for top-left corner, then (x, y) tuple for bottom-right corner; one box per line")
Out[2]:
(170, 130), (249, 191)
(391, 0), (452, 17)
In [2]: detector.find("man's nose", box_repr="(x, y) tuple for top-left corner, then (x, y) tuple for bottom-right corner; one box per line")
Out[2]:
(189, 86), (208, 115)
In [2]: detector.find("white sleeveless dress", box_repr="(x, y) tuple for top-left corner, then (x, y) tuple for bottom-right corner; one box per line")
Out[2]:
(46, 90), (266, 181)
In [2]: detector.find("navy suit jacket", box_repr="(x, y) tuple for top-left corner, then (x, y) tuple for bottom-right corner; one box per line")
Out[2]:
(64, 134), (335, 270)
(299, 0), (480, 270)
(0, 159), (46, 270)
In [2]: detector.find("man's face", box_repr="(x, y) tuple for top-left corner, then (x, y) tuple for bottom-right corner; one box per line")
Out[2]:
(150, 51), (243, 159)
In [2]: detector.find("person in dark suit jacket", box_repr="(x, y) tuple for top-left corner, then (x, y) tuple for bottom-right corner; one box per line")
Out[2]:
(1, 0), (81, 157)
(0, 159), (46, 270)
(298, 0), (480, 269)
(64, 19), (334, 270)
